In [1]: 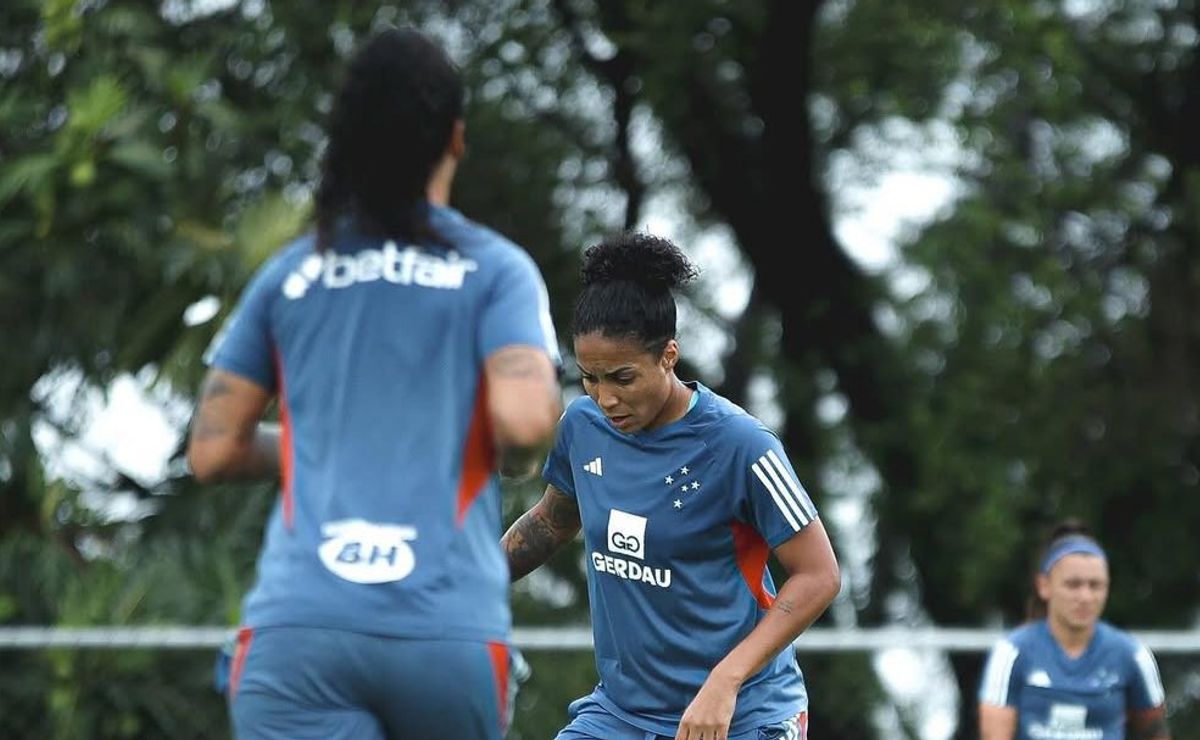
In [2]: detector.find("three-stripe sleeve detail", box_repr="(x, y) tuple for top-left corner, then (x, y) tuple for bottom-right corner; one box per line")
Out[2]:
(751, 449), (816, 531)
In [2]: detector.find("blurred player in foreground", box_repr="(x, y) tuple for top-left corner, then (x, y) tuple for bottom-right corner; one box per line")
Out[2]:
(187, 26), (561, 740)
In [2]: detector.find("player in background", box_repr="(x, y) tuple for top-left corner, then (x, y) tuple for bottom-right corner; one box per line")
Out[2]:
(978, 519), (1170, 740)
(186, 26), (562, 740)
(501, 232), (840, 740)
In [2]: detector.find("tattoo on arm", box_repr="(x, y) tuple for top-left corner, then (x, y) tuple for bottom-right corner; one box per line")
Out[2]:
(191, 376), (236, 440)
(490, 348), (549, 379)
(201, 374), (235, 399)
(503, 493), (580, 582)
(773, 597), (796, 616)
(188, 371), (278, 481)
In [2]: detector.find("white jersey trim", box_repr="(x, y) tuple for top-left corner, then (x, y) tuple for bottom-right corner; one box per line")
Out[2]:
(751, 450), (814, 531)
(980, 639), (1019, 706)
(1133, 640), (1166, 706)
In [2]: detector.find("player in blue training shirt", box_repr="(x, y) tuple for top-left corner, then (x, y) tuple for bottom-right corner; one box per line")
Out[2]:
(501, 232), (841, 740)
(185, 27), (562, 740)
(978, 520), (1169, 740)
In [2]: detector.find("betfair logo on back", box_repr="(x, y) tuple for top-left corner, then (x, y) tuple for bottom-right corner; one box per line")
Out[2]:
(283, 241), (478, 299)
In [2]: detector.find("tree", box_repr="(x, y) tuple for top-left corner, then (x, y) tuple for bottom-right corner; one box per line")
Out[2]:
(4, 0), (1199, 736)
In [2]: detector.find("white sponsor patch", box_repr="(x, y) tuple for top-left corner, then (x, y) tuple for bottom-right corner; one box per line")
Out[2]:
(318, 519), (418, 584)
(606, 509), (647, 560)
(1028, 703), (1100, 740)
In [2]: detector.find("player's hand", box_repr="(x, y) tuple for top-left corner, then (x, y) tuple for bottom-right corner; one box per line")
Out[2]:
(675, 672), (739, 740)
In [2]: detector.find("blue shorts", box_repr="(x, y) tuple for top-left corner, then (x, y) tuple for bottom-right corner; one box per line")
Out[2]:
(220, 626), (515, 740)
(554, 694), (808, 740)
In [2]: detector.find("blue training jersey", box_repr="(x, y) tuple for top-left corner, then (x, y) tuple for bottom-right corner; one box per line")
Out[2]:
(543, 382), (815, 736)
(978, 620), (1166, 740)
(205, 205), (560, 644)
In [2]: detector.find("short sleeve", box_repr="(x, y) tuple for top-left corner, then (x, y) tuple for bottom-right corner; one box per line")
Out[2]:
(478, 251), (561, 367)
(734, 423), (819, 548)
(203, 263), (280, 391)
(541, 409), (576, 498)
(1126, 639), (1166, 709)
(978, 639), (1021, 707)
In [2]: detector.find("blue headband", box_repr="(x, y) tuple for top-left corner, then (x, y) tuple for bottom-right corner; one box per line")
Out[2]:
(1040, 535), (1107, 574)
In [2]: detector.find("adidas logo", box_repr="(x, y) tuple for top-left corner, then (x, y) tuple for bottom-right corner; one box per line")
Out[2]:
(583, 457), (603, 476)
(281, 242), (478, 300)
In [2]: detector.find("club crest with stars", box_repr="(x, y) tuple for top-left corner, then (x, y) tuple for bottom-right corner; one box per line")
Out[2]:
(664, 464), (703, 509)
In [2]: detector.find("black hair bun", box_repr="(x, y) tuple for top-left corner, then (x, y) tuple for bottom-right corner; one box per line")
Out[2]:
(580, 232), (698, 292)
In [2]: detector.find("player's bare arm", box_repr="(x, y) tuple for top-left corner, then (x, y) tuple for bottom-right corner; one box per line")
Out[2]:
(501, 485), (580, 582)
(1129, 706), (1170, 740)
(676, 519), (840, 740)
(486, 345), (561, 480)
(186, 368), (279, 482)
(714, 518), (840, 682)
(978, 703), (1018, 740)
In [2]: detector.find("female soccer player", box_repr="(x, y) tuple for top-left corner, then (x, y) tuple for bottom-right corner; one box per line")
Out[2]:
(186, 27), (562, 740)
(978, 520), (1170, 739)
(502, 231), (841, 740)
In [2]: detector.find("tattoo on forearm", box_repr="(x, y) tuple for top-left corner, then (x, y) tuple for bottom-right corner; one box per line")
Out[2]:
(774, 597), (796, 615)
(503, 496), (580, 581)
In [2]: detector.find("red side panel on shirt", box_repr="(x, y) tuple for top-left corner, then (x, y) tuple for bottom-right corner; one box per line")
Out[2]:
(732, 521), (774, 610)
(228, 627), (255, 700)
(272, 350), (295, 530)
(456, 377), (496, 524)
(487, 641), (510, 734)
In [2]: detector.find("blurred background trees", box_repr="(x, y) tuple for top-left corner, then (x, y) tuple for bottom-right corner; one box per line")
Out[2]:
(1, 0), (1196, 737)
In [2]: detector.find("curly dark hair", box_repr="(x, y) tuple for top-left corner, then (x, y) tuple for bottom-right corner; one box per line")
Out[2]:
(573, 232), (699, 355)
(315, 27), (463, 250)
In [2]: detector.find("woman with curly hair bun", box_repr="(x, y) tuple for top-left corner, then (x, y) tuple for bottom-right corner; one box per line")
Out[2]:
(503, 231), (840, 740)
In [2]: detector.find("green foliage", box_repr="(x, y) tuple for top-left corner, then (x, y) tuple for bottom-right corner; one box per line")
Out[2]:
(4, 0), (1200, 736)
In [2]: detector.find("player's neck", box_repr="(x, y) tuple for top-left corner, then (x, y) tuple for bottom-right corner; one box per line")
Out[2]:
(1048, 617), (1095, 658)
(644, 378), (693, 432)
(663, 378), (693, 425)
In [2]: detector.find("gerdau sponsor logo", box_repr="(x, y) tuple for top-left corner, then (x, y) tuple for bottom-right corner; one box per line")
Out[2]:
(591, 551), (673, 588)
(594, 509), (672, 588)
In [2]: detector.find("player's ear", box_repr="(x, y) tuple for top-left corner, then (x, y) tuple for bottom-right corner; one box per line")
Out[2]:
(1035, 573), (1052, 602)
(661, 340), (679, 372)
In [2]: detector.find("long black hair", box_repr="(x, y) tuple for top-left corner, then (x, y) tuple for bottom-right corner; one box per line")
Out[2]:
(315, 27), (464, 250)
(573, 232), (699, 356)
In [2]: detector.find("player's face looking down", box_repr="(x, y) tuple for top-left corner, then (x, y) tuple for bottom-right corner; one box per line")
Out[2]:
(1037, 553), (1110, 633)
(574, 332), (684, 434)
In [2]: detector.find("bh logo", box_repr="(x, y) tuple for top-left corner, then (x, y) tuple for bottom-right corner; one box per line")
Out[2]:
(607, 509), (647, 561)
(318, 519), (418, 584)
